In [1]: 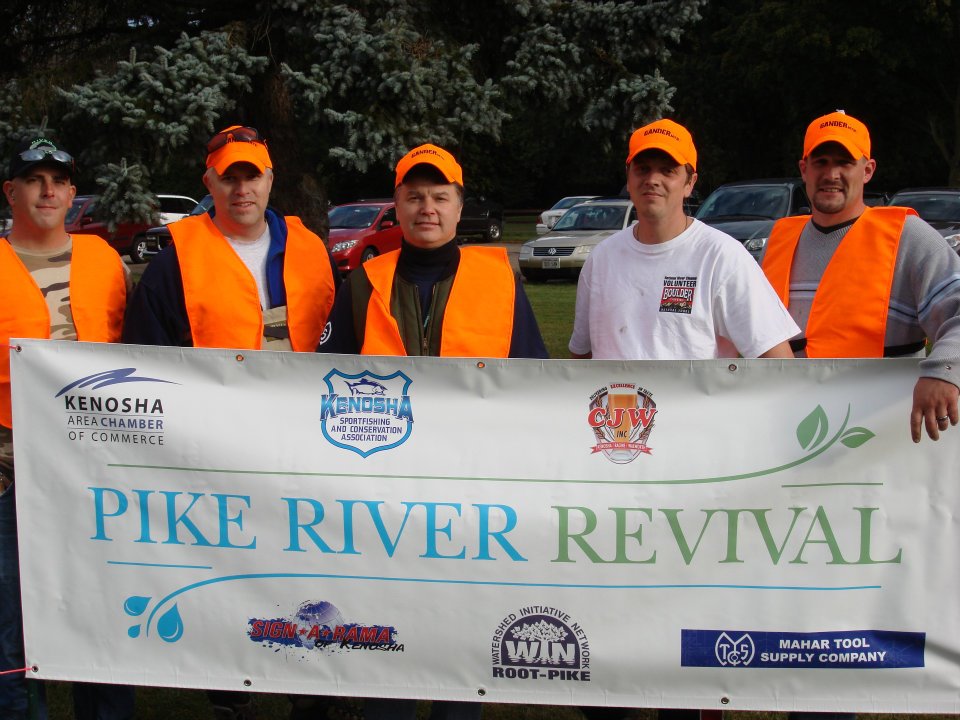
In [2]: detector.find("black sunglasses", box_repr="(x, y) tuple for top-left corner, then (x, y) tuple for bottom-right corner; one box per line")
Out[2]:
(206, 127), (266, 154)
(19, 147), (74, 166)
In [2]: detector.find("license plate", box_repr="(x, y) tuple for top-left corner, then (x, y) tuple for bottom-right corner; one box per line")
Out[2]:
(542, 258), (560, 269)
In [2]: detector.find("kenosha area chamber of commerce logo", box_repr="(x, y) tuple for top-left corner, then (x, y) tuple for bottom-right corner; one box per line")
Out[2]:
(56, 368), (175, 447)
(319, 369), (414, 457)
(491, 606), (591, 683)
(248, 600), (403, 656)
(587, 383), (657, 464)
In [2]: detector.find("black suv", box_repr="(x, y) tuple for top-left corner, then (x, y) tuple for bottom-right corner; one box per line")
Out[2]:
(695, 178), (810, 262)
(456, 195), (503, 242)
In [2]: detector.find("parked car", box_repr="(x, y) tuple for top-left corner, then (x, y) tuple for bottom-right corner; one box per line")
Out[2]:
(695, 178), (810, 262)
(457, 195), (503, 242)
(141, 195), (213, 261)
(536, 195), (599, 233)
(65, 193), (199, 263)
(888, 188), (960, 252)
(156, 194), (200, 224)
(864, 190), (890, 207)
(518, 198), (636, 281)
(327, 200), (403, 272)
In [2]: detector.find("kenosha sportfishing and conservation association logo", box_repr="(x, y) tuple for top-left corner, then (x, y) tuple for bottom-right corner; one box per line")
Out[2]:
(491, 606), (591, 682)
(587, 383), (657, 464)
(319, 369), (414, 457)
(56, 368), (175, 447)
(248, 600), (403, 656)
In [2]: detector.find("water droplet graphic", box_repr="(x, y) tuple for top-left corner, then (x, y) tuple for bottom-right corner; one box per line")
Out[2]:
(127, 625), (141, 638)
(157, 604), (184, 643)
(123, 596), (150, 617)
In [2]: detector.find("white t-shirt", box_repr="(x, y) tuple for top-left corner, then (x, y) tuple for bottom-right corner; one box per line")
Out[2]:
(228, 227), (271, 309)
(568, 219), (799, 360)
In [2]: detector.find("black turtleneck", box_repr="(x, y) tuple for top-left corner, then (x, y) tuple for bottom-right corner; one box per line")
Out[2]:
(396, 239), (460, 317)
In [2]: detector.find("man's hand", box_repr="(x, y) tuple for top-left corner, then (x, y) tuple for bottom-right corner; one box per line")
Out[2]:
(911, 377), (960, 442)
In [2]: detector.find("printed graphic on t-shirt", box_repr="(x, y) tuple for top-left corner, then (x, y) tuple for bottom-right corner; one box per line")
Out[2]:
(659, 276), (697, 314)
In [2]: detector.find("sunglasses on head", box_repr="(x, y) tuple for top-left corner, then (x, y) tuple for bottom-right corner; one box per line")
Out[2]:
(19, 147), (74, 165)
(206, 127), (266, 154)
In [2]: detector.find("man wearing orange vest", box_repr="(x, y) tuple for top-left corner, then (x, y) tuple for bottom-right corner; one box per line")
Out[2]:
(123, 125), (340, 353)
(316, 143), (547, 360)
(0, 137), (134, 719)
(122, 126), (340, 720)
(317, 144), (546, 720)
(763, 111), (960, 444)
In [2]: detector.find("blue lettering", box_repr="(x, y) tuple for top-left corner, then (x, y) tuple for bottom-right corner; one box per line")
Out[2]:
(161, 491), (213, 546)
(417, 502), (466, 559)
(282, 497), (336, 553)
(89, 487), (128, 541)
(133, 489), (156, 543)
(213, 493), (256, 549)
(473, 503), (526, 561)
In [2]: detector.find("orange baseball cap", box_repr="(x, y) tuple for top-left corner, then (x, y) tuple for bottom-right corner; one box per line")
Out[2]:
(626, 119), (697, 171)
(206, 125), (273, 175)
(395, 144), (463, 187)
(803, 111), (871, 159)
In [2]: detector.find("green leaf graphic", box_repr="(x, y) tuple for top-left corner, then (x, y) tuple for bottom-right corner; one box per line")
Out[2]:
(797, 405), (829, 450)
(840, 427), (875, 448)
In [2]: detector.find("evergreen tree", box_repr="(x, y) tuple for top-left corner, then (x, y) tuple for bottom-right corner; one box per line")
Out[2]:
(57, 31), (268, 222)
(94, 157), (157, 228)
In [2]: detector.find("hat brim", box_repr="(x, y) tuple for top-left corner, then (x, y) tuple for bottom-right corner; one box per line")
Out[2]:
(395, 160), (463, 188)
(207, 143), (272, 175)
(804, 134), (868, 160)
(626, 142), (694, 170)
(10, 158), (73, 180)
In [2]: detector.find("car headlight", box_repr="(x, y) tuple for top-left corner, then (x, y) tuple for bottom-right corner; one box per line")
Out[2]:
(331, 239), (359, 253)
(519, 243), (534, 257)
(744, 236), (768, 252)
(943, 233), (960, 251)
(573, 244), (594, 256)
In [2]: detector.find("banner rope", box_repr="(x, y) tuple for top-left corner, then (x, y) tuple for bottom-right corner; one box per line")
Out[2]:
(0, 666), (31, 676)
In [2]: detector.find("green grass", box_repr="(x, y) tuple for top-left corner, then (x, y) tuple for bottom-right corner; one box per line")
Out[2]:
(524, 281), (577, 359)
(503, 214), (539, 244)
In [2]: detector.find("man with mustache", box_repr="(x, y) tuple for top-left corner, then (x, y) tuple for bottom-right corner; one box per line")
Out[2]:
(763, 110), (960, 444)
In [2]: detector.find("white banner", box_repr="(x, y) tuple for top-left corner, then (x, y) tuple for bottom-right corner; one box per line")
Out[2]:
(10, 339), (960, 712)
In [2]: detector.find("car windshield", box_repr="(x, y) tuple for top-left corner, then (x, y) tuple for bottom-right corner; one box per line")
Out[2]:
(65, 199), (88, 224)
(696, 185), (791, 221)
(890, 193), (960, 222)
(329, 205), (381, 229)
(552, 196), (590, 211)
(553, 204), (626, 231)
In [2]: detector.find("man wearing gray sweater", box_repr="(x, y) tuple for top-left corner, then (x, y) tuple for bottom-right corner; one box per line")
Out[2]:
(764, 109), (960, 444)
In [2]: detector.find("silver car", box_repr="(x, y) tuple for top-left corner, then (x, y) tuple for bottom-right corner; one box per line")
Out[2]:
(519, 199), (636, 281)
(535, 195), (599, 233)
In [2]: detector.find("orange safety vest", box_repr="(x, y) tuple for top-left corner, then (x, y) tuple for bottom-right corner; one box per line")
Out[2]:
(171, 214), (335, 351)
(0, 235), (126, 427)
(361, 246), (515, 357)
(763, 206), (915, 358)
